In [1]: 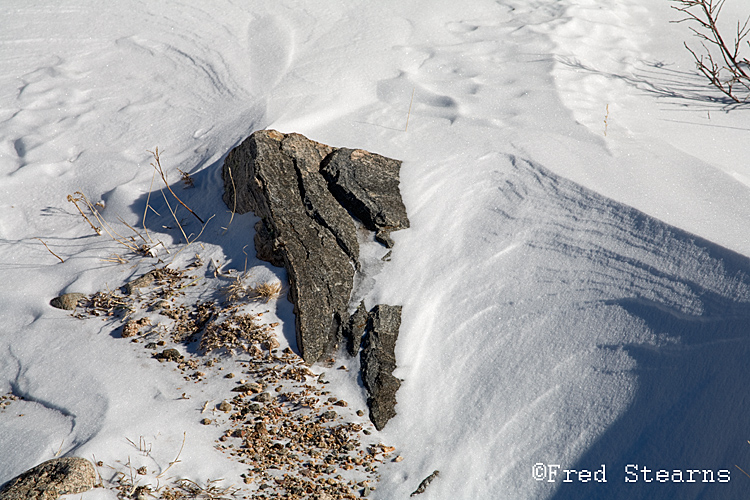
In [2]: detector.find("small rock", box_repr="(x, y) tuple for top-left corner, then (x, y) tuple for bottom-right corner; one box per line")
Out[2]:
(125, 270), (158, 294)
(218, 401), (232, 412)
(152, 300), (169, 310)
(0, 457), (96, 500)
(356, 410), (364, 417)
(393, 455), (404, 463)
(121, 318), (150, 338)
(224, 372), (235, 379)
(154, 348), (182, 362)
(255, 392), (272, 403)
(49, 293), (85, 311)
(410, 470), (440, 497)
(200, 418), (212, 425)
(321, 410), (337, 420)
(231, 383), (262, 393)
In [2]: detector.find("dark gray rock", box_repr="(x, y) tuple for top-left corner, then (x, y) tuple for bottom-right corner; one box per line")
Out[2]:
(49, 293), (85, 311)
(0, 457), (96, 500)
(223, 130), (356, 364)
(321, 148), (410, 248)
(223, 130), (408, 364)
(280, 133), (360, 263)
(361, 304), (402, 430)
(253, 219), (284, 267)
(343, 301), (369, 357)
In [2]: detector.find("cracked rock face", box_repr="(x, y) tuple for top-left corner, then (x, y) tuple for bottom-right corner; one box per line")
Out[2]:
(223, 130), (407, 429)
(222, 130), (408, 366)
(0, 457), (96, 500)
(361, 304), (402, 431)
(321, 148), (410, 248)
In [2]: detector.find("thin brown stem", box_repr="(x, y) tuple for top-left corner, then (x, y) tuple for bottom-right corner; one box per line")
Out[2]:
(148, 148), (204, 224)
(35, 238), (64, 263)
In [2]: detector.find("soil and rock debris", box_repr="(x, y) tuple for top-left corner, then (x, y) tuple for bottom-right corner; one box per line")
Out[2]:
(49, 261), (400, 499)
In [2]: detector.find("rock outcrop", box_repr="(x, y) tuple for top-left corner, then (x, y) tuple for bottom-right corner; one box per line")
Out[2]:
(222, 130), (408, 365)
(0, 457), (96, 500)
(222, 130), (407, 429)
(360, 304), (403, 430)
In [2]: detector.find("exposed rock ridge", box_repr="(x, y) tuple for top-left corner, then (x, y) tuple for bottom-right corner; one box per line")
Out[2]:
(222, 130), (408, 362)
(222, 130), (407, 429)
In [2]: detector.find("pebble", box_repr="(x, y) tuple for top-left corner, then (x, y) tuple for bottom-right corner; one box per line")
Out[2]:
(218, 400), (232, 412)
(231, 383), (262, 393)
(154, 348), (182, 362)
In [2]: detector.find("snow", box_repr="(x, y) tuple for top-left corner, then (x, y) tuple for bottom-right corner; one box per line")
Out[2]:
(2, 0), (750, 499)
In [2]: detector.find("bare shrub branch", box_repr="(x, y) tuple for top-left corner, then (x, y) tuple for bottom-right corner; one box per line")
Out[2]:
(672, 0), (750, 103)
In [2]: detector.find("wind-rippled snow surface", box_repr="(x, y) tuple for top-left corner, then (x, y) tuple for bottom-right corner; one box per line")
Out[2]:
(372, 153), (750, 499)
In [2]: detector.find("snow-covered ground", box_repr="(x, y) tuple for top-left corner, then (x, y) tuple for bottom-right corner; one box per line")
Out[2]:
(2, 0), (750, 498)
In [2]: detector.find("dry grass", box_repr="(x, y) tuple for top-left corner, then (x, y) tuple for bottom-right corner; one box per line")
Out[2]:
(67, 190), (156, 258)
(148, 147), (204, 225)
(177, 168), (195, 188)
(249, 280), (282, 303)
(221, 273), (248, 303)
(67, 149), (214, 264)
(221, 274), (282, 304)
(200, 313), (274, 355)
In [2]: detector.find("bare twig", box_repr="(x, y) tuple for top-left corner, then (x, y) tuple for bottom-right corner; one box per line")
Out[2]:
(67, 193), (101, 235)
(222, 164), (237, 232)
(35, 238), (64, 263)
(156, 431), (186, 479)
(143, 168), (157, 245)
(736, 464), (750, 479)
(148, 148), (204, 224)
(405, 86), (415, 132)
(671, 0), (750, 102)
(71, 191), (143, 254)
